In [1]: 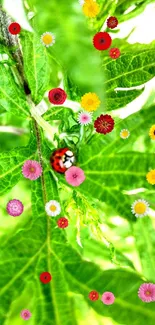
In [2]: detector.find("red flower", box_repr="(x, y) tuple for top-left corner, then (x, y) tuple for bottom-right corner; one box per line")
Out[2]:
(48, 88), (67, 105)
(8, 22), (21, 35)
(57, 217), (68, 228)
(107, 16), (118, 29)
(40, 272), (52, 284)
(109, 48), (121, 59)
(88, 290), (99, 301)
(93, 32), (112, 51)
(94, 114), (114, 134)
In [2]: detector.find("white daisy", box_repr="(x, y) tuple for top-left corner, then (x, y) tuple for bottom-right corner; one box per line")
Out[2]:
(120, 129), (130, 139)
(41, 32), (55, 47)
(131, 199), (149, 218)
(45, 200), (61, 217)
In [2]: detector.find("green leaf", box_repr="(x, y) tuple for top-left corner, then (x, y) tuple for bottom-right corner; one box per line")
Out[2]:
(134, 217), (155, 282)
(0, 64), (29, 117)
(102, 49), (155, 110)
(44, 106), (73, 121)
(0, 134), (36, 196)
(20, 31), (50, 104)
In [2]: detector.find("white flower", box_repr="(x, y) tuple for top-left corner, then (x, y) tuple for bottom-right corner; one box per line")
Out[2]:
(120, 129), (130, 139)
(131, 199), (149, 218)
(41, 32), (55, 47)
(79, 0), (85, 5)
(45, 200), (61, 217)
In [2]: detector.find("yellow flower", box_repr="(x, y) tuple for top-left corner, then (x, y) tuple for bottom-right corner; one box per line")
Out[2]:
(149, 125), (155, 140)
(120, 129), (130, 139)
(146, 170), (155, 185)
(81, 92), (100, 111)
(41, 32), (55, 47)
(82, 0), (100, 18)
(131, 199), (149, 218)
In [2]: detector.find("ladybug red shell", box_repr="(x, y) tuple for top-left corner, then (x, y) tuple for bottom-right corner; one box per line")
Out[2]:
(50, 148), (75, 173)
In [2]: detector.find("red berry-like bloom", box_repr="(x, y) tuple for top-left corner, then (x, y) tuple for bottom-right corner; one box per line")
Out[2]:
(94, 114), (114, 134)
(107, 16), (118, 29)
(93, 32), (112, 51)
(109, 48), (121, 59)
(48, 88), (67, 105)
(40, 272), (52, 284)
(57, 217), (68, 228)
(8, 22), (21, 35)
(88, 290), (99, 301)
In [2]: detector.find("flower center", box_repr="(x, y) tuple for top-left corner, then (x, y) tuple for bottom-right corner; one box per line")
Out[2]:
(42, 34), (53, 45)
(106, 296), (110, 300)
(54, 93), (61, 100)
(72, 173), (77, 178)
(100, 38), (105, 44)
(87, 99), (94, 105)
(122, 131), (128, 137)
(154, 130), (155, 135)
(146, 290), (151, 296)
(50, 205), (57, 212)
(134, 202), (146, 214)
(29, 167), (35, 172)
(102, 121), (109, 128)
(24, 313), (28, 317)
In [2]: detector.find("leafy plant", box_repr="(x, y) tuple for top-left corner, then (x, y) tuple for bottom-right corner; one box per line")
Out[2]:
(0, 1), (155, 325)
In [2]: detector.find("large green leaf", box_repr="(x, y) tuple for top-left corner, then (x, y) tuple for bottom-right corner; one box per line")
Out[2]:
(0, 64), (29, 117)
(20, 32), (50, 104)
(134, 217), (155, 282)
(102, 49), (155, 110)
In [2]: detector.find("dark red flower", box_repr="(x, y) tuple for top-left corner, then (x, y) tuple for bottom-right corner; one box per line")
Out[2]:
(94, 114), (114, 134)
(8, 22), (21, 35)
(57, 217), (68, 228)
(107, 16), (118, 29)
(109, 48), (121, 59)
(40, 272), (52, 284)
(88, 290), (99, 301)
(48, 88), (67, 105)
(93, 32), (112, 51)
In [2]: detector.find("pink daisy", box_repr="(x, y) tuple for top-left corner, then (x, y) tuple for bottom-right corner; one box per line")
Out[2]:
(6, 199), (24, 217)
(20, 309), (32, 320)
(22, 160), (42, 180)
(77, 112), (92, 125)
(101, 292), (115, 305)
(65, 166), (85, 187)
(138, 283), (155, 303)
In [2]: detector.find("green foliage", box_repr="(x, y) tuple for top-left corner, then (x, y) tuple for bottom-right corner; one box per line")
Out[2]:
(1, 1), (155, 325)
(20, 32), (50, 104)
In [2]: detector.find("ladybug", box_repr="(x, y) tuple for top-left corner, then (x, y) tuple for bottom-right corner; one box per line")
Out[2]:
(50, 148), (75, 173)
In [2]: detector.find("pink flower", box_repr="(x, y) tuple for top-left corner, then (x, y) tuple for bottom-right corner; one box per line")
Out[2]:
(22, 160), (42, 180)
(65, 166), (85, 187)
(138, 283), (155, 302)
(78, 112), (92, 125)
(6, 199), (24, 217)
(101, 292), (115, 305)
(20, 309), (31, 320)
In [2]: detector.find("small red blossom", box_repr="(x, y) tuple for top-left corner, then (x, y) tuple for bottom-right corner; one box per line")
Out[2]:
(88, 290), (99, 301)
(107, 16), (118, 29)
(40, 272), (52, 284)
(94, 114), (114, 134)
(93, 32), (112, 51)
(8, 22), (21, 35)
(57, 217), (69, 228)
(48, 88), (67, 105)
(109, 48), (121, 59)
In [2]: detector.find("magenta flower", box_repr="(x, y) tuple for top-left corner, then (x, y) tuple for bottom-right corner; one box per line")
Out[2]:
(77, 112), (92, 125)
(101, 292), (115, 305)
(22, 160), (42, 180)
(138, 283), (155, 302)
(20, 309), (31, 320)
(6, 199), (24, 217)
(65, 166), (85, 187)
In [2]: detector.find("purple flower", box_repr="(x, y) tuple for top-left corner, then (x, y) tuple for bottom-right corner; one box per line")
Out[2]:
(22, 160), (42, 180)
(65, 166), (85, 187)
(6, 199), (24, 217)
(101, 292), (115, 305)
